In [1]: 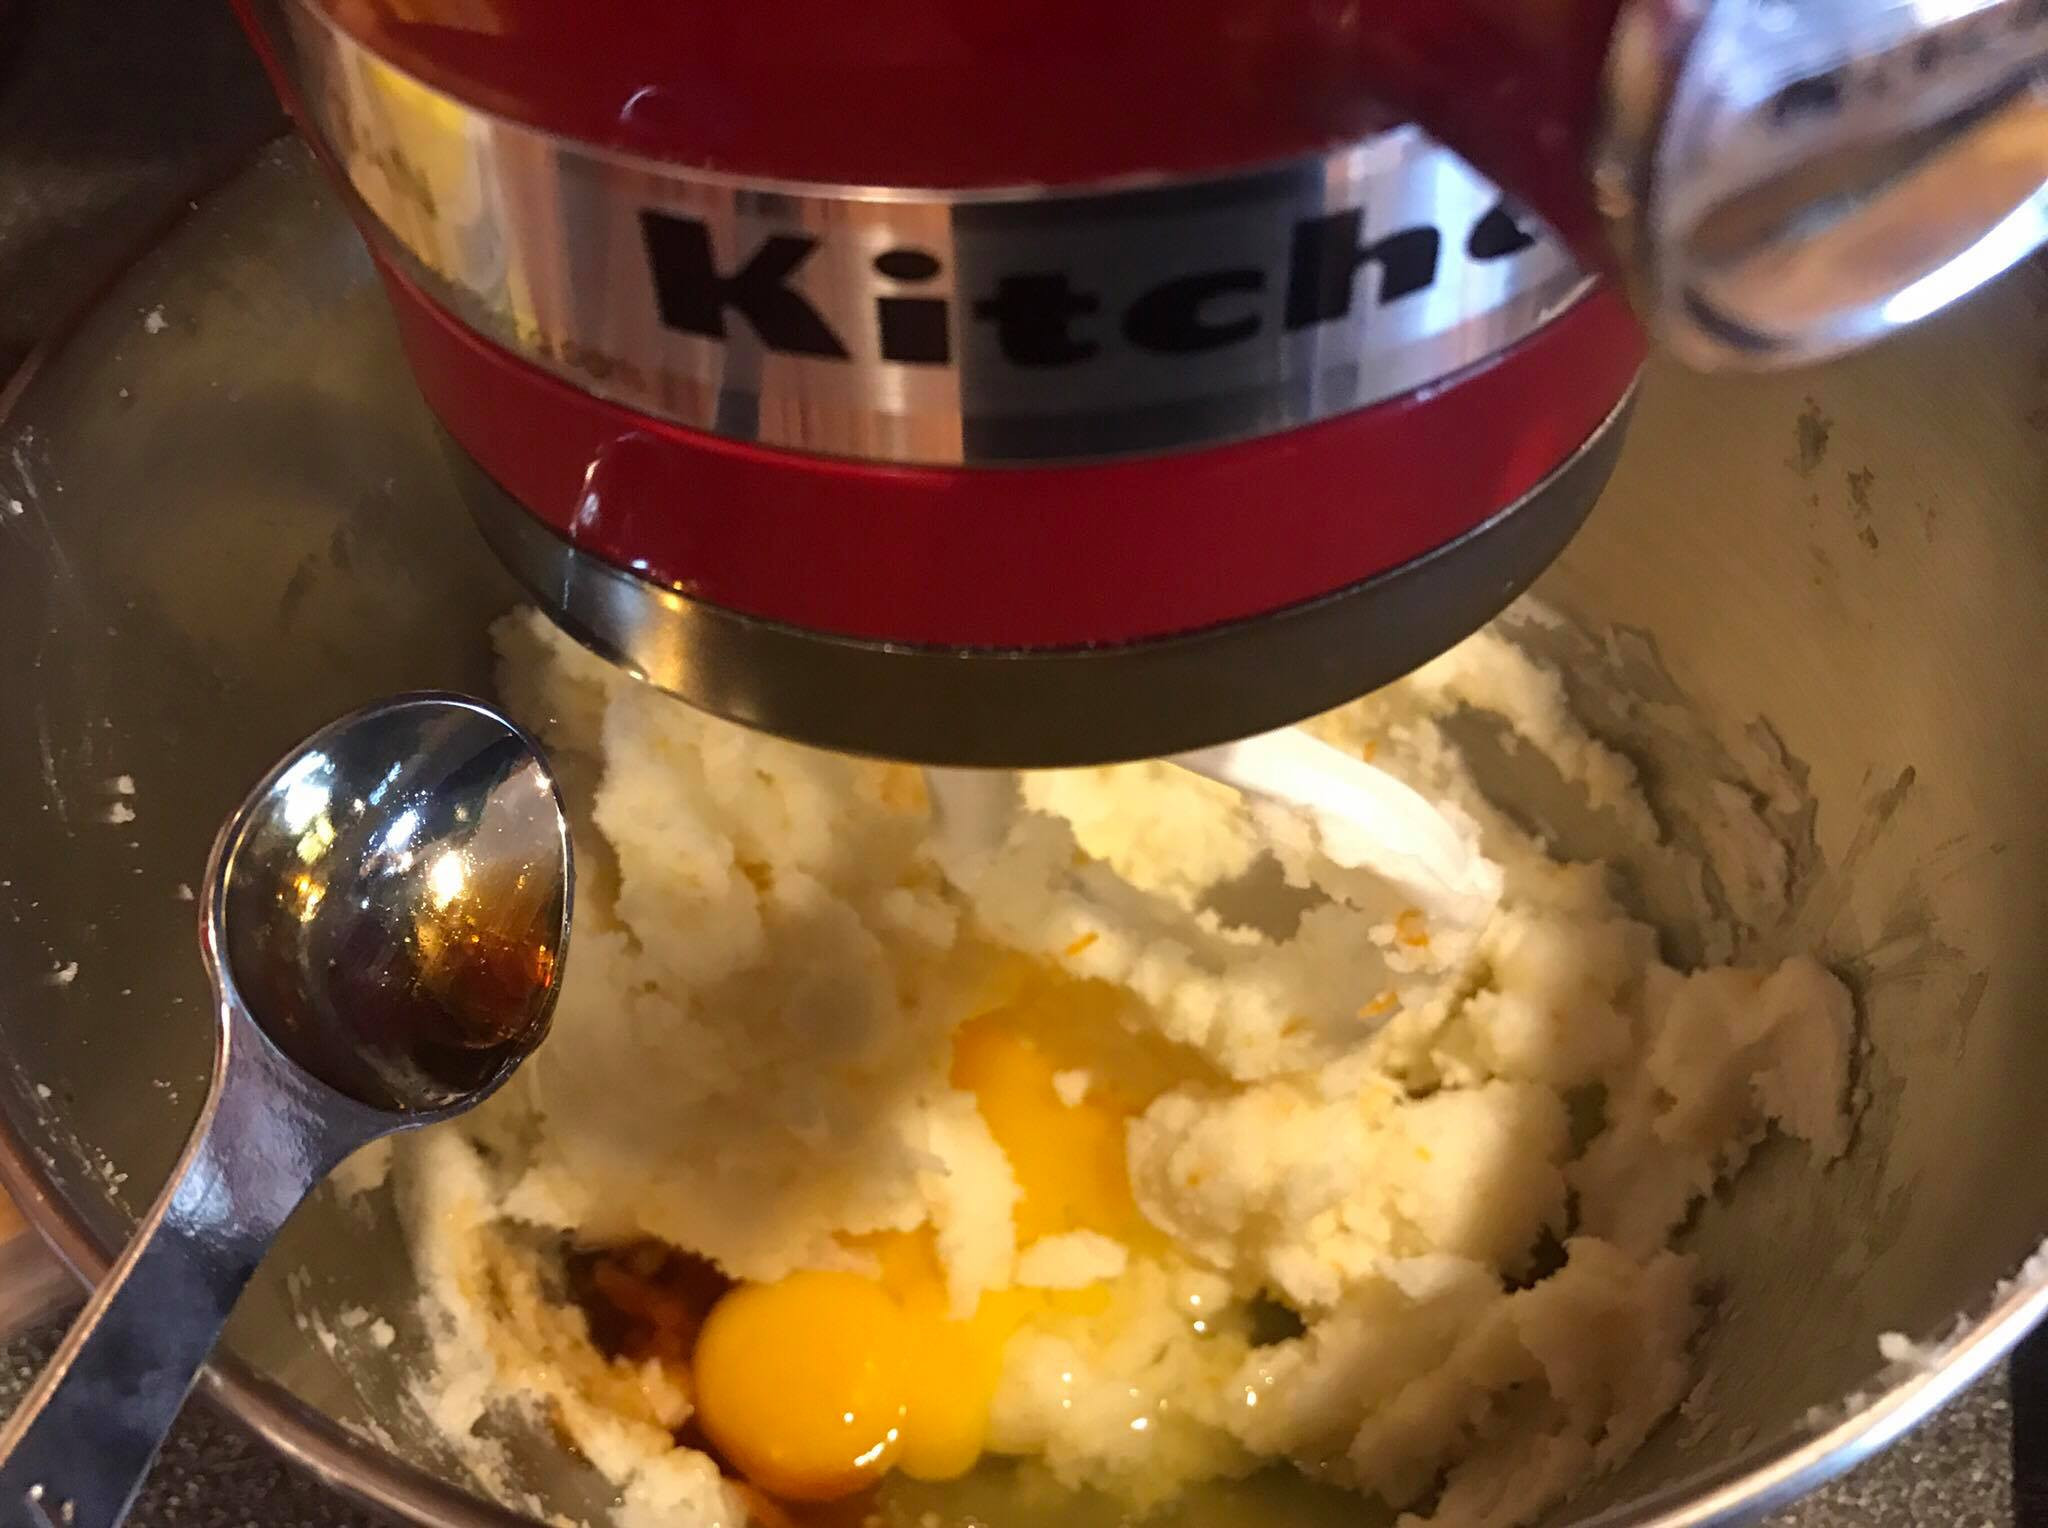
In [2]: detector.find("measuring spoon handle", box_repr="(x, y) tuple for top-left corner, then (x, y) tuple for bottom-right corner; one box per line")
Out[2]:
(0, 1004), (371, 1528)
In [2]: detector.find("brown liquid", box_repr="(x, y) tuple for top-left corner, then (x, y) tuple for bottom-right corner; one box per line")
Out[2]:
(570, 1240), (730, 1366)
(235, 863), (561, 1111)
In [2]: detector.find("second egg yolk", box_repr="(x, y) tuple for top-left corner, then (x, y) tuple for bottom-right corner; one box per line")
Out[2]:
(952, 1016), (1150, 1248)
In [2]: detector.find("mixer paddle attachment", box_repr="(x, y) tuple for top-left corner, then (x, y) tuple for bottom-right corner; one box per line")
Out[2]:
(1168, 728), (1502, 928)
(925, 725), (1505, 1041)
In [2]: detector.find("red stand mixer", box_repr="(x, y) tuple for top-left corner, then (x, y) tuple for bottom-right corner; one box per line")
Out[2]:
(230, 0), (2048, 764)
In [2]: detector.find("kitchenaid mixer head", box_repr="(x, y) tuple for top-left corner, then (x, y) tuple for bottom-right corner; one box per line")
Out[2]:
(230, 0), (2048, 765)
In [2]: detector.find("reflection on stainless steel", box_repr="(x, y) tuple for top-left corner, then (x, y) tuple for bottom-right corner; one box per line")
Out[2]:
(249, 0), (1587, 466)
(3, 145), (2048, 1528)
(0, 696), (571, 1528)
(1599, 0), (2048, 367)
(216, 696), (572, 1112)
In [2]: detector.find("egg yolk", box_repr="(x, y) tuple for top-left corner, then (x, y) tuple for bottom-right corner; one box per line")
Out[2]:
(953, 1016), (1144, 1247)
(951, 966), (1165, 1251)
(691, 964), (1162, 1502)
(691, 1271), (911, 1501)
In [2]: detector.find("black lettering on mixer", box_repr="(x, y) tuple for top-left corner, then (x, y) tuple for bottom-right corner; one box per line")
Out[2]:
(873, 249), (952, 365)
(635, 201), (1556, 371)
(1122, 270), (1265, 354)
(1284, 211), (1440, 331)
(640, 212), (850, 358)
(972, 274), (1101, 366)
(1467, 201), (1540, 260)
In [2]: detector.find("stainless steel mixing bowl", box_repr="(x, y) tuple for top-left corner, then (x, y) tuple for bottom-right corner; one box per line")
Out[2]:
(2, 141), (2046, 1528)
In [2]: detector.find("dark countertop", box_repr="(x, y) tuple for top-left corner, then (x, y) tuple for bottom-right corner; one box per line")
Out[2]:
(0, 2), (2032, 1524)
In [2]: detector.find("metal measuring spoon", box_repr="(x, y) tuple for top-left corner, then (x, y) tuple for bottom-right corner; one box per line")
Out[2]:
(0, 693), (573, 1528)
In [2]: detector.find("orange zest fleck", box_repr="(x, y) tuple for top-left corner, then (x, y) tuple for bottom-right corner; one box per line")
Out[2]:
(1063, 931), (1100, 958)
(1357, 990), (1399, 1020)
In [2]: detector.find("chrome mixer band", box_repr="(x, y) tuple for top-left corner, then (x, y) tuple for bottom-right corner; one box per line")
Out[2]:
(261, 0), (1591, 467)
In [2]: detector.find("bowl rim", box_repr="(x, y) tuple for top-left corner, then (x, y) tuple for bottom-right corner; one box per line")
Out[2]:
(2, 134), (2045, 1528)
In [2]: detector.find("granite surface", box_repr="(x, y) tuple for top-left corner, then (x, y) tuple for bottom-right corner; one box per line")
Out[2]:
(0, 0), (2035, 1524)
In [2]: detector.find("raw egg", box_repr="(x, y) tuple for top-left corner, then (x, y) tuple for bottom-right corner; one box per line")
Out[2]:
(692, 963), (1169, 1502)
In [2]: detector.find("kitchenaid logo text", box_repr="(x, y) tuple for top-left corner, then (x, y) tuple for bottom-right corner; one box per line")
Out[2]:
(637, 200), (1545, 368)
